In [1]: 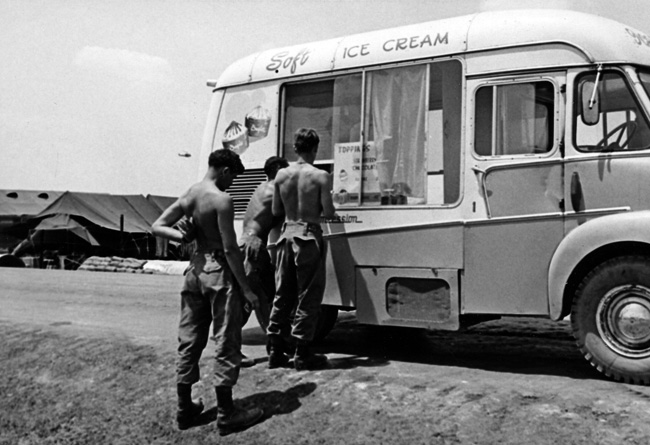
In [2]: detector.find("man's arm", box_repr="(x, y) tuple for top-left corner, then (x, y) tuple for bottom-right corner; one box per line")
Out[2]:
(272, 176), (285, 217)
(319, 171), (337, 219)
(262, 182), (285, 230)
(152, 200), (185, 242)
(216, 195), (259, 309)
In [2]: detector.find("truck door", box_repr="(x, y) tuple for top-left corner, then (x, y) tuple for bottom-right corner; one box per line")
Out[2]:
(462, 72), (566, 315)
(566, 67), (650, 230)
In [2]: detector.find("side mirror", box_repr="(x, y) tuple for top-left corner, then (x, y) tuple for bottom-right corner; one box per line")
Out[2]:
(581, 80), (600, 125)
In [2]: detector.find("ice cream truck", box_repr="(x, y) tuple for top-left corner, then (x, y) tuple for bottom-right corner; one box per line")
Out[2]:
(198, 9), (650, 384)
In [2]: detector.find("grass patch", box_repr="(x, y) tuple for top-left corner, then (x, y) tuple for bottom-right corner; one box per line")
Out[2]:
(0, 322), (198, 444)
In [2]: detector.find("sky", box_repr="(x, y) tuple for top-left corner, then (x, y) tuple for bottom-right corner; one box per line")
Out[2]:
(2, 0), (650, 197)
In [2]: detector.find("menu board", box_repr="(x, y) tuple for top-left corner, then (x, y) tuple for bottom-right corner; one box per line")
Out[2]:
(332, 142), (380, 206)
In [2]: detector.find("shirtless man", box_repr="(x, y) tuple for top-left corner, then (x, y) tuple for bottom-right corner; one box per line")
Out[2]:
(152, 149), (263, 435)
(239, 156), (289, 333)
(267, 128), (337, 371)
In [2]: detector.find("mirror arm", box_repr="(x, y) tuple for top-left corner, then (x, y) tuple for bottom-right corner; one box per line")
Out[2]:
(588, 64), (603, 109)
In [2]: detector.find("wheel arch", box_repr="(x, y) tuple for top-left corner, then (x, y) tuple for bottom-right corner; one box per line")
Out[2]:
(548, 211), (650, 320)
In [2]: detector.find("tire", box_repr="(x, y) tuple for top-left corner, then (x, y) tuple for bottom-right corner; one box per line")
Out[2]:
(571, 256), (650, 385)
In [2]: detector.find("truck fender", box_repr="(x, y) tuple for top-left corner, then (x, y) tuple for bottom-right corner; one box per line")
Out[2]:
(548, 210), (650, 320)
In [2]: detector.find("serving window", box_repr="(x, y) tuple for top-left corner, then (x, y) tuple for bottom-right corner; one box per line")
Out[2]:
(282, 75), (362, 166)
(281, 59), (462, 207)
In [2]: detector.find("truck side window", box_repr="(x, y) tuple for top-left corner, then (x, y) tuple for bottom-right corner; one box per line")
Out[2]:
(475, 81), (555, 156)
(575, 71), (650, 152)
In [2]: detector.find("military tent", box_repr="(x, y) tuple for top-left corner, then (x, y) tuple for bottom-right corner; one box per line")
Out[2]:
(0, 190), (63, 223)
(2, 190), (181, 261)
(36, 191), (153, 233)
(0, 190), (63, 250)
(146, 194), (176, 213)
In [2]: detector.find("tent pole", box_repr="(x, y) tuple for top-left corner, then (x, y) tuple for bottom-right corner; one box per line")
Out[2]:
(120, 214), (124, 256)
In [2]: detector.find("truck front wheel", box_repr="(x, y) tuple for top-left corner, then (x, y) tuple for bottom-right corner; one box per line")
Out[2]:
(572, 256), (650, 385)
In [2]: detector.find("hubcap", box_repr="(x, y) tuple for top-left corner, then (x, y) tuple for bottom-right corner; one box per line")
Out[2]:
(596, 285), (650, 358)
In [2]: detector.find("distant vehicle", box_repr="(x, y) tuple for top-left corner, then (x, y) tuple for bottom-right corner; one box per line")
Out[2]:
(199, 10), (650, 384)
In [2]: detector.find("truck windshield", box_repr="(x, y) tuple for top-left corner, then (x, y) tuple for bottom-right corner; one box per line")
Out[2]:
(637, 68), (650, 102)
(575, 69), (650, 152)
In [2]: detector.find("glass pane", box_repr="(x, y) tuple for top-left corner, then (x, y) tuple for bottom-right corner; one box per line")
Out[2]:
(576, 71), (650, 152)
(283, 80), (334, 162)
(475, 82), (554, 156)
(496, 83), (553, 155)
(332, 75), (362, 144)
(364, 65), (427, 205)
(283, 75), (363, 174)
(213, 86), (277, 157)
(428, 60), (463, 205)
(474, 87), (493, 156)
(331, 76), (363, 206)
(639, 69), (650, 99)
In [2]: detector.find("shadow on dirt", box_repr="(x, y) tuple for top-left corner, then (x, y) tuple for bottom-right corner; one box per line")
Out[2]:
(190, 382), (318, 432)
(315, 312), (601, 381)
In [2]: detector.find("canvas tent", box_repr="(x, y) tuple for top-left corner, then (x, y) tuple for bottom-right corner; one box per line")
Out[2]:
(10, 214), (101, 267)
(30, 191), (162, 258)
(146, 194), (181, 258)
(0, 190), (63, 223)
(146, 194), (176, 213)
(30, 214), (101, 246)
(1, 190), (181, 261)
(0, 189), (63, 251)
(36, 191), (154, 232)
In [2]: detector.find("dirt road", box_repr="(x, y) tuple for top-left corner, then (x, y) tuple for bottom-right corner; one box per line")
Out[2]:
(2, 267), (650, 444)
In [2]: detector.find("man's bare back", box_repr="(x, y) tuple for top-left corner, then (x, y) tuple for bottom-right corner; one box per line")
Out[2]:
(179, 181), (230, 252)
(273, 163), (335, 224)
(152, 155), (257, 309)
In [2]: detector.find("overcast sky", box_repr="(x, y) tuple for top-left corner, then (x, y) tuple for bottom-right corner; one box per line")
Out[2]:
(2, 0), (650, 197)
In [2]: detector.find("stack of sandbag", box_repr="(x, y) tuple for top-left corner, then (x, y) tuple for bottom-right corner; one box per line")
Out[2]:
(78, 256), (149, 273)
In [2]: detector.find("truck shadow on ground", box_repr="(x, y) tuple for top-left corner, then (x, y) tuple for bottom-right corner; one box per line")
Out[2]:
(314, 312), (601, 381)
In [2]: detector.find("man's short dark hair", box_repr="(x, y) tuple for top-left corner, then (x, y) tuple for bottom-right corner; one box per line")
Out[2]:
(264, 156), (289, 179)
(208, 149), (245, 175)
(294, 128), (320, 154)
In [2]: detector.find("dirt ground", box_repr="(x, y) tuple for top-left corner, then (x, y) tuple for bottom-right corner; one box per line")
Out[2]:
(2, 268), (650, 444)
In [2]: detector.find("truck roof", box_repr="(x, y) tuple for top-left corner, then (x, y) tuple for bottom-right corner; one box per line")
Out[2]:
(215, 9), (650, 88)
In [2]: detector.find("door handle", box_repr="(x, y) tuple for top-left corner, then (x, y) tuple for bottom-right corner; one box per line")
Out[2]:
(570, 171), (584, 212)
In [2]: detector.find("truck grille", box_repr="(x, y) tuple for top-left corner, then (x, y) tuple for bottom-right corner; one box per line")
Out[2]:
(226, 168), (266, 217)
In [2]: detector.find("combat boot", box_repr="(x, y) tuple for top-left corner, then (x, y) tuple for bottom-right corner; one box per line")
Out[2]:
(267, 334), (290, 369)
(176, 384), (204, 430)
(293, 340), (329, 371)
(215, 387), (264, 436)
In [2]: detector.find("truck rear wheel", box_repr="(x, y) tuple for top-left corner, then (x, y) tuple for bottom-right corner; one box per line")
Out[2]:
(571, 256), (650, 385)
